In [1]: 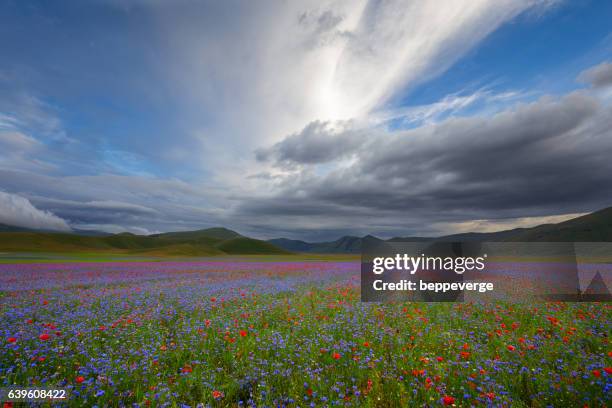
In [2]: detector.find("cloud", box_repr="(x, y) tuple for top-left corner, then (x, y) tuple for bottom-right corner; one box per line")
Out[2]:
(0, 130), (41, 153)
(0, 170), (232, 234)
(73, 223), (155, 235)
(144, 0), (551, 178)
(325, 0), (540, 119)
(241, 88), (612, 239)
(0, 191), (71, 231)
(579, 61), (612, 89)
(256, 120), (367, 166)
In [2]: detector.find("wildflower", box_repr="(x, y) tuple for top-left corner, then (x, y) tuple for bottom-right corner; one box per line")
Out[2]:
(76, 376), (85, 384)
(212, 390), (223, 399)
(592, 369), (601, 378)
(436, 356), (444, 362)
(443, 395), (455, 405)
(363, 341), (370, 347)
(460, 351), (470, 359)
(239, 330), (247, 337)
(603, 367), (612, 375)
(7, 337), (16, 343)
(39, 333), (50, 341)
(332, 352), (341, 360)
(507, 345), (515, 351)
(210, 297), (217, 302)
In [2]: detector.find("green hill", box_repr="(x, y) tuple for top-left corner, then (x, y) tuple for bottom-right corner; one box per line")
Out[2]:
(0, 227), (286, 256)
(216, 237), (290, 254)
(150, 227), (241, 242)
(506, 207), (612, 242)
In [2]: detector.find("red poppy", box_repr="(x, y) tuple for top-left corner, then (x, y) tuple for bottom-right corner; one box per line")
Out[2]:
(460, 351), (471, 359)
(212, 390), (223, 399)
(443, 395), (455, 405)
(239, 330), (247, 337)
(484, 392), (495, 401)
(507, 345), (516, 351)
(181, 365), (193, 374)
(306, 388), (313, 396)
(205, 319), (211, 327)
(363, 341), (370, 347)
(39, 333), (50, 341)
(592, 369), (601, 378)
(7, 337), (16, 343)
(55, 331), (62, 337)
(604, 367), (612, 375)
(436, 356), (444, 362)
(332, 352), (341, 360)
(462, 343), (470, 350)
(210, 297), (217, 302)
(76, 376), (85, 384)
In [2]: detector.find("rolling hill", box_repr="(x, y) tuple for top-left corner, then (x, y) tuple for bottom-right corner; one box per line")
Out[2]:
(0, 227), (288, 256)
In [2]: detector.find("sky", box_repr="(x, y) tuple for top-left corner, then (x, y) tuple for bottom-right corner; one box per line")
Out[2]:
(1, 0), (612, 241)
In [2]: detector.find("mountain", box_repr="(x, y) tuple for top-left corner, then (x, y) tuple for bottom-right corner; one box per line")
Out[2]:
(0, 227), (287, 256)
(270, 206), (612, 253)
(269, 235), (384, 254)
(506, 207), (612, 242)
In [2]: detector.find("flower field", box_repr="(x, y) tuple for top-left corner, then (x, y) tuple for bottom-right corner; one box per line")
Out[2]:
(1, 260), (610, 407)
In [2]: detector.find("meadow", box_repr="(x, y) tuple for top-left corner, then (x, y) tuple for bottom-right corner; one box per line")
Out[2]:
(1, 258), (610, 407)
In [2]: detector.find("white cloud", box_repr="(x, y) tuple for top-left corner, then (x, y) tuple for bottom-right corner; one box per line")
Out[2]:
(148, 0), (553, 186)
(578, 61), (612, 89)
(0, 191), (71, 231)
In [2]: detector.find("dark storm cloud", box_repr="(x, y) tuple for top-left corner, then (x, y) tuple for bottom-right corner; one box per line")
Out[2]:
(256, 120), (365, 166)
(578, 61), (612, 89)
(240, 90), (612, 235)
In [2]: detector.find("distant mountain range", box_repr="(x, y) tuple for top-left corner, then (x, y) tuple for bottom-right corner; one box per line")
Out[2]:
(1, 206), (611, 255)
(269, 206), (612, 253)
